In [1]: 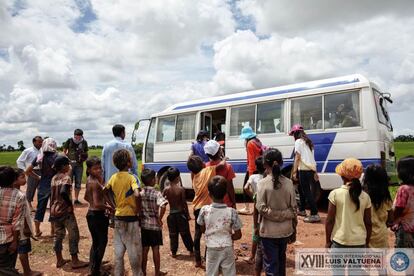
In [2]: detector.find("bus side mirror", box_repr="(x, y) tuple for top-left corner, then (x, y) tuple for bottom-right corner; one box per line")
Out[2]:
(131, 119), (150, 145)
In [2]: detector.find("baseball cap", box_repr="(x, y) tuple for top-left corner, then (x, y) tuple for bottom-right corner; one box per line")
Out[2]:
(204, 140), (220, 156)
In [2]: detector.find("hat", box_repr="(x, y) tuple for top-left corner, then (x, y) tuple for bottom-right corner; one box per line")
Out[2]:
(335, 158), (363, 180)
(240, 126), (256, 140)
(204, 140), (220, 156)
(289, 124), (304, 136)
(53, 155), (70, 170)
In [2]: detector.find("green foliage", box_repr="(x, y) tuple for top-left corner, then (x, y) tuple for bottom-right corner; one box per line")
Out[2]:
(395, 135), (414, 142)
(17, 140), (25, 151)
(133, 143), (143, 160)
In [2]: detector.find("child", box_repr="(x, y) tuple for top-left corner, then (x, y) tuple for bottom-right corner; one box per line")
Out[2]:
(326, 158), (372, 248)
(187, 155), (225, 267)
(0, 166), (25, 276)
(255, 148), (296, 276)
(243, 156), (265, 268)
(393, 156), (414, 248)
(197, 176), (242, 276)
(363, 164), (393, 248)
(50, 155), (88, 269)
(13, 169), (42, 276)
(84, 157), (112, 276)
(140, 169), (168, 276)
(163, 167), (194, 257)
(204, 140), (237, 209)
(103, 149), (142, 276)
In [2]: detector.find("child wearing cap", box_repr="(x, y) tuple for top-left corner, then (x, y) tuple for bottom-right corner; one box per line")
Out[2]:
(325, 158), (372, 249)
(204, 140), (236, 208)
(50, 155), (88, 269)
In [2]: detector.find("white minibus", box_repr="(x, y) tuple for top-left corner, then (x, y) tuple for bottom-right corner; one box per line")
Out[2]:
(133, 74), (395, 199)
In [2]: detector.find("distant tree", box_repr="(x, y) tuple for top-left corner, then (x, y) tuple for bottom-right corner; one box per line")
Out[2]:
(0, 144), (4, 152)
(7, 145), (15, 151)
(133, 143), (143, 160)
(395, 135), (414, 142)
(17, 140), (25, 151)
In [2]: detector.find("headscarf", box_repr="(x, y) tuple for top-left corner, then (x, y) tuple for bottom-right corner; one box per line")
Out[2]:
(36, 137), (57, 163)
(335, 158), (363, 180)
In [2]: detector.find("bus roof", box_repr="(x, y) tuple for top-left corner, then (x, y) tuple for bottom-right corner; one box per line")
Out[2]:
(153, 74), (371, 117)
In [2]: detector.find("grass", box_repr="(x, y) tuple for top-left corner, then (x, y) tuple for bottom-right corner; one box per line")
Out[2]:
(389, 142), (414, 199)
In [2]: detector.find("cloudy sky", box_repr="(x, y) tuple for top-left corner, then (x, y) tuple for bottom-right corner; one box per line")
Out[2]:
(1, 0), (414, 147)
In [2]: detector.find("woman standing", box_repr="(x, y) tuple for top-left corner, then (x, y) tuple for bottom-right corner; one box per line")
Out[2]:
(256, 148), (296, 276)
(290, 124), (321, 223)
(190, 130), (209, 163)
(26, 138), (59, 237)
(240, 126), (263, 214)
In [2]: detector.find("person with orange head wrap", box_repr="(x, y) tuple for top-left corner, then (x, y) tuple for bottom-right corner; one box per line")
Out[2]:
(325, 158), (372, 248)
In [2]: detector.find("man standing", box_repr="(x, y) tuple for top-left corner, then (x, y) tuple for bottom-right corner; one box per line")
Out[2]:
(102, 124), (138, 182)
(63, 129), (88, 205)
(16, 136), (43, 211)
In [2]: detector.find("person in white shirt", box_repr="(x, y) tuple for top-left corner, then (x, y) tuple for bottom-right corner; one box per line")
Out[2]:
(16, 136), (43, 210)
(290, 124), (321, 223)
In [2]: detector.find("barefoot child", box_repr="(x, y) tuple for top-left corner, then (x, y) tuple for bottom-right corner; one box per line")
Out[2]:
(163, 167), (194, 257)
(85, 157), (112, 276)
(13, 169), (42, 276)
(393, 156), (414, 248)
(197, 176), (242, 276)
(50, 155), (88, 269)
(187, 155), (226, 267)
(140, 169), (168, 276)
(0, 166), (25, 276)
(103, 149), (143, 276)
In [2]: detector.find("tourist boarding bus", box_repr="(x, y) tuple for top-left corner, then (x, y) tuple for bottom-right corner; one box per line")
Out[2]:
(132, 74), (395, 199)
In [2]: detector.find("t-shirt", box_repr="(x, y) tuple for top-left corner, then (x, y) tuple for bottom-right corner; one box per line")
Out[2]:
(105, 171), (139, 218)
(328, 185), (372, 246)
(197, 203), (242, 248)
(246, 139), (262, 176)
(393, 184), (414, 233)
(206, 160), (236, 207)
(192, 166), (216, 210)
(191, 141), (209, 163)
(369, 200), (392, 248)
(140, 186), (168, 231)
(294, 139), (316, 171)
(245, 174), (263, 195)
(50, 173), (73, 220)
(31, 152), (58, 181)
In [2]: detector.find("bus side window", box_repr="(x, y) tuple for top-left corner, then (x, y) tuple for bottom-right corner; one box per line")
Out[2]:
(324, 91), (360, 128)
(291, 96), (322, 130)
(257, 101), (285, 134)
(156, 116), (176, 142)
(175, 113), (196, 141)
(230, 105), (255, 136)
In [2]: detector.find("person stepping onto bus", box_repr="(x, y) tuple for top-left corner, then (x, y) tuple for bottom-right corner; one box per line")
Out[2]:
(290, 124), (321, 223)
(204, 140), (237, 209)
(140, 169), (168, 276)
(163, 168), (194, 258)
(187, 155), (227, 268)
(190, 130), (209, 163)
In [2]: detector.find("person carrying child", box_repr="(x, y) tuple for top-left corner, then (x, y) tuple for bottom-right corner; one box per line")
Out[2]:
(84, 157), (113, 276)
(49, 155), (88, 269)
(392, 156), (414, 248)
(140, 168), (168, 276)
(204, 140), (237, 209)
(243, 156), (265, 271)
(0, 166), (25, 276)
(325, 158), (372, 249)
(363, 164), (393, 248)
(163, 167), (194, 258)
(256, 148), (297, 276)
(187, 155), (226, 267)
(197, 176), (243, 276)
(13, 169), (42, 276)
(104, 149), (143, 276)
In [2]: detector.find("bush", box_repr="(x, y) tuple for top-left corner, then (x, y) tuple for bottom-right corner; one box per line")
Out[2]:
(133, 143), (143, 160)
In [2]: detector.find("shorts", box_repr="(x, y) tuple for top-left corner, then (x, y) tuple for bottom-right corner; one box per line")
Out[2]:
(18, 238), (32, 254)
(141, 229), (163, 247)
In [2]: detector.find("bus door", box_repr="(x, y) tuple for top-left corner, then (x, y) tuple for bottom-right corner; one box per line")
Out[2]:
(202, 112), (213, 139)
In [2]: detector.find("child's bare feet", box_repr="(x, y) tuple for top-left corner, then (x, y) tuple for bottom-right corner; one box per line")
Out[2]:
(71, 259), (89, 269)
(56, 259), (70, 268)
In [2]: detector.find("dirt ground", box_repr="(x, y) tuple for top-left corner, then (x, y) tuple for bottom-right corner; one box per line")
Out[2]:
(18, 190), (396, 276)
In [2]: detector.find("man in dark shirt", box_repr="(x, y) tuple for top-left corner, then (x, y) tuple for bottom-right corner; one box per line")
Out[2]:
(63, 129), (88, 205)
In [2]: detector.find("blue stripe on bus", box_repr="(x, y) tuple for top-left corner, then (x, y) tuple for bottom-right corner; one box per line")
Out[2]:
(143, 159), (382, 174)
(173, 78), (360, 110)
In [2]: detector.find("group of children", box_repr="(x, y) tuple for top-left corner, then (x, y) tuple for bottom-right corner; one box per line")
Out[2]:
(2, 141), (414, 276)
